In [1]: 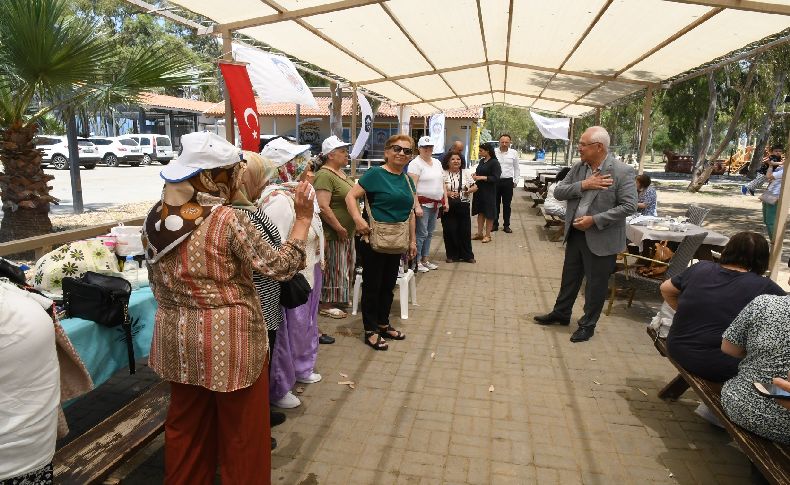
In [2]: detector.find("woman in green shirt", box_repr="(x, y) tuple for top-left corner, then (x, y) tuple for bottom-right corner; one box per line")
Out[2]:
(314, 136), (356, 319)
(346, 134), (417, 350)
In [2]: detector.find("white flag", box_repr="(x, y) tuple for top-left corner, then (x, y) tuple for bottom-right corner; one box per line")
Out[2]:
(232, 43), (317, 107)
(350, 92), (373, 160)
(428, 113), (445, 153)
(529, 111), (570, 140)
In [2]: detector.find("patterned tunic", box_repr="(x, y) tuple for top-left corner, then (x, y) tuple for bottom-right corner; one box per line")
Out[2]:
(148, 206), (305, 392)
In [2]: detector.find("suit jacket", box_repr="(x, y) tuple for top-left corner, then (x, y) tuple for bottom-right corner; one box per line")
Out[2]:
(553, 154), (637, 256)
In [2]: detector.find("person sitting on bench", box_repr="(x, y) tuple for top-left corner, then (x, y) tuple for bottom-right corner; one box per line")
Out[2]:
(721, 281), (790, 444)
(543, 167), (570, 218)
(660, 232), (785, 383)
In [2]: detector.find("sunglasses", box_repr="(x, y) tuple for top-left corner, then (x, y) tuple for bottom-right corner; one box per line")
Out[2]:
(387, 145), (414, 156)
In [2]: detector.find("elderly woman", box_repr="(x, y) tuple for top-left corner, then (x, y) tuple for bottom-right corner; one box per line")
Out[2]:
(441, 152), (477, 263)
(143, 132), (312, 484)
(259, 137), (324, 409)
(660, 232), (785, 383)
(471, 143), (501, 243)
(636, 174), (657, 217)
(409, 136), (448, 273)
(314, 135), (355, 319)
(346, 134), (417, 350)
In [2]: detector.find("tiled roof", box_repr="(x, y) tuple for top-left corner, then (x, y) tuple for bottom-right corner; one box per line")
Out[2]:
(138, 92), (219, 113)
(203, 96), (480, 119)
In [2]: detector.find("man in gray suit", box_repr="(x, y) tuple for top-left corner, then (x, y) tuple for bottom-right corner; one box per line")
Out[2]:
(534, 126), (637, 342)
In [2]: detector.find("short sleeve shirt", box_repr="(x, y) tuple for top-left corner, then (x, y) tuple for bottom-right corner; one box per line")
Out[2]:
(408, 157), (444, 201)
(358, 166), (415, 223)
(313, 167), (356, 241)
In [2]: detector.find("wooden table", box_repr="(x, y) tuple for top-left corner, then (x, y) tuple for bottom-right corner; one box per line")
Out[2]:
(626, 221), (729, 253)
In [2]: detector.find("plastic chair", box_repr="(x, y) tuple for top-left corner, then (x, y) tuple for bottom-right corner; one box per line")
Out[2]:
(351, 268), (418, 320)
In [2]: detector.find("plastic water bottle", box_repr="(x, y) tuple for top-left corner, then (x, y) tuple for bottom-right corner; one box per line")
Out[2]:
(123, 255), (139, 289)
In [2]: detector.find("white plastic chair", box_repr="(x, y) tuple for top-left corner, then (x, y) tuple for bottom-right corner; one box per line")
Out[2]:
(351, 269), (418, 320)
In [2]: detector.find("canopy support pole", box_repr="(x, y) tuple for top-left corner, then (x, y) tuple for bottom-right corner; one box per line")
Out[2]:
(221, 30), (235, 144)
(637, 86), (654, 175)
(351, 84), (358, 178)
(565, 118), (575, 165)
(295, 104), (301, 142)
(768, 129), (790, 281)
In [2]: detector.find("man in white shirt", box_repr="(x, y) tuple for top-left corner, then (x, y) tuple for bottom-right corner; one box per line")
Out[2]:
(493, 134), (520, 233)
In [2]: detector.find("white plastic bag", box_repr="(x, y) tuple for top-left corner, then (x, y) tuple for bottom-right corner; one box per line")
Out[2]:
(110, 223), (144, 256)
(648, 301), (675, 338)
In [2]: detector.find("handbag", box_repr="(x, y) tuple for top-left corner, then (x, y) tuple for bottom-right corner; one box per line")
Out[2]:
(759, 192), (779, 205)
(256, 218), (312, 309)
(62, 272), (136, 374)
(637, 240), (673, 279)
(364, 174), (414, 255)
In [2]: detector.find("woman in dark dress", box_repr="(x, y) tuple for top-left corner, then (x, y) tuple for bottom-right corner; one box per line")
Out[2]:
(471, 144), (501, 243)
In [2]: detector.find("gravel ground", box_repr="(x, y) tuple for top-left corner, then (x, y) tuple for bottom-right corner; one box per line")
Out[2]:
(50, 201), (155, 231)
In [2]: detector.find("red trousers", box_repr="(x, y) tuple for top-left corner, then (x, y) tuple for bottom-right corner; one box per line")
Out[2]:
(164, 367), (271, 485)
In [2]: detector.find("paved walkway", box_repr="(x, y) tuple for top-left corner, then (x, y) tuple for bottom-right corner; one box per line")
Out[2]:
(111, 168), (758, 484)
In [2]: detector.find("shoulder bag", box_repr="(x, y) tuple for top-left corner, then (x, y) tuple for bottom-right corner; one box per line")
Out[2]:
(256, 220), (312, 309)
(62, 271), (136, 374)
(364, 173), (414, 254)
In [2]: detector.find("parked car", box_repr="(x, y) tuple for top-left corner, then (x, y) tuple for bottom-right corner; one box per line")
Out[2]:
(89, 136), (144, 167)
(125, 134), (174, 165)
(34, 135), (100, 170)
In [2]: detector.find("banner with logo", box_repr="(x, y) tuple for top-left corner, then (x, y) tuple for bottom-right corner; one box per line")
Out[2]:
(428, 113), (446, 153)
(232, 43), (317, 107)
(350, 91), (373, 160)
(219, 62), (260, 151)
(529, 111), (570, 140)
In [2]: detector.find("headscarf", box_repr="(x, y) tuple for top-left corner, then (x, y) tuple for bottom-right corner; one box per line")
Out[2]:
(143, 163), (244, 263)
(275, 150), (312, 183)
(231, 151), (279, 210)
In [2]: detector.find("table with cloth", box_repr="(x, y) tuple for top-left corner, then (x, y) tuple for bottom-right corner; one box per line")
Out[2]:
(626, 217), (729, 261)
(60, 287), (157, 388)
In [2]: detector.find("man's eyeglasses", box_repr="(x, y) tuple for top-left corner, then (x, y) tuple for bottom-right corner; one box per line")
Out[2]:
(577, 141), (601, 148)
(387, 145), (414, 156)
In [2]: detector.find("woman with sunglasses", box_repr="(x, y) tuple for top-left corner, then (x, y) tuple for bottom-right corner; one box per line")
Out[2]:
(346, 135), (417, 350)
(471, 143), (501, 243)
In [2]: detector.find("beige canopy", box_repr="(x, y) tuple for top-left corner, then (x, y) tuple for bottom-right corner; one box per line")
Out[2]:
(165, 0), (790, 116)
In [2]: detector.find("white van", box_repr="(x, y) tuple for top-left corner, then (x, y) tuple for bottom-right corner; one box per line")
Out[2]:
(125, 134), (174, 165)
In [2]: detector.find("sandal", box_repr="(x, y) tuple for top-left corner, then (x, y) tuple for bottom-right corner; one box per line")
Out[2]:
(319, 307), (348, 319)
(481, 236), (492, 243)
(364, 332), (388, 351)
(378, 325), (406, 340)
(471, 233), (483, 240)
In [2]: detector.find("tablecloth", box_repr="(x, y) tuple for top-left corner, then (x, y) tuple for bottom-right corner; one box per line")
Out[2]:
(626, 222), (730, 252)
(60, 287), (157, 388)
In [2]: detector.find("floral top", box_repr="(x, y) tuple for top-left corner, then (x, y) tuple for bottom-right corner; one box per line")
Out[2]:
(443, 169), (475, 203)
(148, 206), (306, 392)
(637, 185), (657, 217)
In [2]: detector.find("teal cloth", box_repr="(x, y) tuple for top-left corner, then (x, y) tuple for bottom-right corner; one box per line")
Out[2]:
(358, 166), (416, 223)
(60, 287), (157, 388)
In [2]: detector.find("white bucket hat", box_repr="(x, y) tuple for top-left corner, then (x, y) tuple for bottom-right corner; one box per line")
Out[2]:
(417, 136), (434, 147)
(160, 132), (242, 182)
(321, 135), (351, 156)
(261, 137), (312, 167)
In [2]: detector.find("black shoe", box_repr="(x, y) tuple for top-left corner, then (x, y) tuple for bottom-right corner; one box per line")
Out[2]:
(271, 410), (286, 427)
(503, 227), (513, 233)
(271, 437), (277, 450)
(749, 189), (755, 196)
(491, 226), (499, 232)
(533, 312), (571, 326)
(570, 326), (595, 342)
(319, 334), (335, 344)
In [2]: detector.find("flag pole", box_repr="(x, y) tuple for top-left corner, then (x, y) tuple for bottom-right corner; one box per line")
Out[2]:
(221, 30), (235, 144)
(351, 84), (358, 178)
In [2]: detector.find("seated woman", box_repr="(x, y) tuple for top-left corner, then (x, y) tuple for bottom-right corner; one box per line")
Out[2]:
(660, 231), (785, 383)
(636, 174), (657, 217)
(543, 167), (570, 218)
(721, 290), (790, 444)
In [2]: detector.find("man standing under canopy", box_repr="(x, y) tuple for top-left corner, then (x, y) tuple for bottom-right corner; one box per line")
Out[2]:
(493, 134), (519, 233)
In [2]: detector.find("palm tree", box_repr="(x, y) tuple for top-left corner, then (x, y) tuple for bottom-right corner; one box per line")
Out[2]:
(0, 0), (199, 242)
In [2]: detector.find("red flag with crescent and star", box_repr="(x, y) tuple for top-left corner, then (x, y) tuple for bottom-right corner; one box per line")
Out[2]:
(219, 62), (260, 151)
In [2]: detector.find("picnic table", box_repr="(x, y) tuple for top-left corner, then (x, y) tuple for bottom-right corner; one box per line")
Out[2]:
(626, 218), (729, 253)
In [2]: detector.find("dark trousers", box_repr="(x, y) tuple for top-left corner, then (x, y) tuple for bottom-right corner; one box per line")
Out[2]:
(441, 202), (474, 260)
(359, 242), (401, 332)
(553, 229), (617, 328)
(494, 178), (514, 228)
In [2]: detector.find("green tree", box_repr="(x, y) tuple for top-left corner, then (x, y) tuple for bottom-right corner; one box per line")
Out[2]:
(0, 0), (197, 241)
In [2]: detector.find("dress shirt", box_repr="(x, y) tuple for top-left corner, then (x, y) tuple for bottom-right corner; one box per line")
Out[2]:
(497, 148), (520, 182)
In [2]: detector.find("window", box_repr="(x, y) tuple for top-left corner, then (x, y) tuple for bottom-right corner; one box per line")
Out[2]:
(77, 140), (94, 147)
(137, 137), (150, 146)
(119, 139), (137, 146)
(91, 139), (112, 145)
(34, 137), (61, 146)
(156, 137), (171, 147)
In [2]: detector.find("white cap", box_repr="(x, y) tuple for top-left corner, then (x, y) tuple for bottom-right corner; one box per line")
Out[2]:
(418, 136), (434, 147)
(160, 132), (241, 182)
(261, 137), (312, 167)
(321, 135), (351, 156)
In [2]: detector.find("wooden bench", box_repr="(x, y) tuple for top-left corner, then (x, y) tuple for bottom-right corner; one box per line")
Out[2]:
(539, 206), (564, 242)
(53, 381), (169, 484)
(646, 327), (790, 485)
(530, 191), (545, 208)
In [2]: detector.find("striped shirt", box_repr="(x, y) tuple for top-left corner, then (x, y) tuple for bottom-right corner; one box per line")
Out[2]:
(244, 208), (283, 331)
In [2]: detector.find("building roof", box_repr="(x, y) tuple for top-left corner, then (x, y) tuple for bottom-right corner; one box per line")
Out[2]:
(203, 96), (482, 119)
(167, 0), (790, 117)
(138, 92), (219, 113)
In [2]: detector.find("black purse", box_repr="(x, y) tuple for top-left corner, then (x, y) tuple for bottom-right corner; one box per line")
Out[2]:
(257, 220), (312, 309)
(62, 272), (136, 374)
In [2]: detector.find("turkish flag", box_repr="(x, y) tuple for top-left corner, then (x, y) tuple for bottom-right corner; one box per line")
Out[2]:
(219, 62), (260, 151)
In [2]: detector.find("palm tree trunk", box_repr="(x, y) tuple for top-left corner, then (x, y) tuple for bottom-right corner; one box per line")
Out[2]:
(0, 122), (57, 242)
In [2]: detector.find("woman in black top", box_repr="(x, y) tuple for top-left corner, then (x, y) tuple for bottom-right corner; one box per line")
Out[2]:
(471, 144), (501, 243)
(660, 232), (785, 382)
